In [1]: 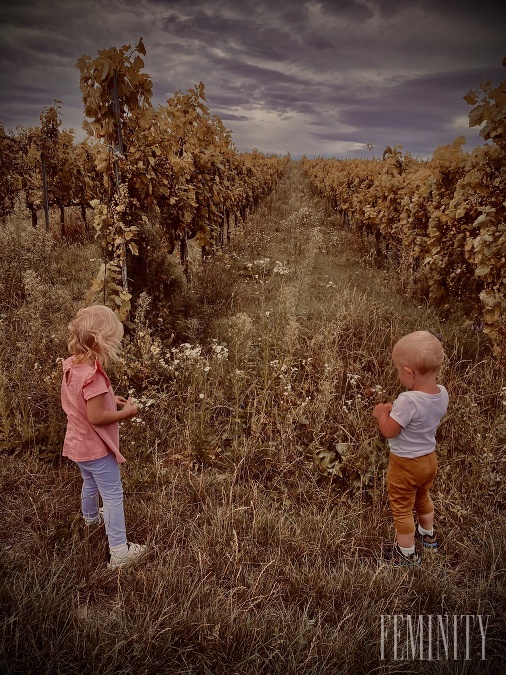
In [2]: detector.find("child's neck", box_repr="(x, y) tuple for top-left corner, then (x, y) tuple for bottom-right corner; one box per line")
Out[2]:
(411, 374), (439, 394)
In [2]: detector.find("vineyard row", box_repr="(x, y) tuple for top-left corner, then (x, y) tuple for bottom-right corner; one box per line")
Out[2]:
(1, 39), (289, 317)
(301, 60), (505, 355)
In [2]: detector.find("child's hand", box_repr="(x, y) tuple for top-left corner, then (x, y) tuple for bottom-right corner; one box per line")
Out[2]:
(372, 402), (392, 419)
(117, 396), (138, 419)
(372, 402), (402, 438)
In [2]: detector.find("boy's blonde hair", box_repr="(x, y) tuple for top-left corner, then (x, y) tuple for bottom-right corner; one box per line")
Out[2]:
(68, 305), (123, 368)
(392, 331), (444, 375)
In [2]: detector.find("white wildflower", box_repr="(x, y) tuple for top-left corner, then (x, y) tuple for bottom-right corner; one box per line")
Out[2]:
(273, 260), (290, 275)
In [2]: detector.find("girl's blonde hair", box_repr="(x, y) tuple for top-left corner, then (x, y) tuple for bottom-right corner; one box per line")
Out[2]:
(392, 330), (444, 375)
(68, 305), (124, 368)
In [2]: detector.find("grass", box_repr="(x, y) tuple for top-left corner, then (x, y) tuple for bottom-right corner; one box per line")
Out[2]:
(0, 162), (505, 673)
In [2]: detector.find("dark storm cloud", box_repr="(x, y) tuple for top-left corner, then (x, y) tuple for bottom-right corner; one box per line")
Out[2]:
(215, 112), (250, 122)
(327, 65), (506, 155)
(161, 12), (291, 64)
(0, 0), (505, 156)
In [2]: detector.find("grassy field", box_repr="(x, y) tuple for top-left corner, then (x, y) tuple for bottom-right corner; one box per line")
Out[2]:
(0, 161), (505, 674)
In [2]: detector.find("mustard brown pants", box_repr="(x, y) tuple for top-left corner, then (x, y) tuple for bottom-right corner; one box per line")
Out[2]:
(387, 451), (437, 535)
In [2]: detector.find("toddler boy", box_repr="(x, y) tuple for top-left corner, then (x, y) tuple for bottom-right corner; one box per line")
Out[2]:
(373, 331), (449, 565)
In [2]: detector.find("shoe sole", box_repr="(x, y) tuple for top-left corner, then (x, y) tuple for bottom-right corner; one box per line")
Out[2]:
(107, 546), (147, 571)
(392, 555), (422, 566)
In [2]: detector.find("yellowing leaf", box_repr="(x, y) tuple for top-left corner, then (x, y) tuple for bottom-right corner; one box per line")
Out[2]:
(136, 38), (146, 56)
(468, 105), (484, 128)
(463, 91), (478, 106)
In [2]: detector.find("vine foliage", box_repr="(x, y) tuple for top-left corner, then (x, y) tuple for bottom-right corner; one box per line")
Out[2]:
(76, 39), (288, 319)
(303, 57), (506, 355)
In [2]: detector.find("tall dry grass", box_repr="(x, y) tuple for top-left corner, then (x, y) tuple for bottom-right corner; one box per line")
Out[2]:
(0, 163), (505, 673)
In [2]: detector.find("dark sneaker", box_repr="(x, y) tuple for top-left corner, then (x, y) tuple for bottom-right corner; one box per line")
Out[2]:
(391, 543), (422, 567)
(416, 526), (438, 550)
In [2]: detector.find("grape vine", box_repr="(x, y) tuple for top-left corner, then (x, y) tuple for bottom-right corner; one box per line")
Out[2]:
(303, 58), (506, 355)
(76, 39), (288, 318)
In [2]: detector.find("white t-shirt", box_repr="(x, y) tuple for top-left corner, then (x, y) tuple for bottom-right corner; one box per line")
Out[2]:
(388, 385), (449, 458)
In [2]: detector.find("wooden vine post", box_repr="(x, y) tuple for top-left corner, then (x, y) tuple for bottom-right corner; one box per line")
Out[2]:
(40, 152), (50, 230)
(110, 71), (129, 294)
(39, 103), (62, 232)
(76, 40), (153, 320)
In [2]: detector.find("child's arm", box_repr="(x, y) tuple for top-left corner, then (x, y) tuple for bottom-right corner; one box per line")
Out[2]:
(87, 394), (138, 426)
(372, 402), (402, 439)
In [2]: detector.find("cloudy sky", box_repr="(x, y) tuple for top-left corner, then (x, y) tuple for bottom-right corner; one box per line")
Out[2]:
(1, 0), (505, 159)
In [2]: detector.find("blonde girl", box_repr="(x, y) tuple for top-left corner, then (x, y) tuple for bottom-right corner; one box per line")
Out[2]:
(61, 305), (146, 569)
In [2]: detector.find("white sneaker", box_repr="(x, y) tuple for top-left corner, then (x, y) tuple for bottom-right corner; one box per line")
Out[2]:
(107, 542), (147, 570)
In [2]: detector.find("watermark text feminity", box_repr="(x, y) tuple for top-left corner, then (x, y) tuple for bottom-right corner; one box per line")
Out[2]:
(380, 614), (490, 661)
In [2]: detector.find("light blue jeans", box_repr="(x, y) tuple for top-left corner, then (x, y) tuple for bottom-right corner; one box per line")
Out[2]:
(76, 453), (127, 548)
